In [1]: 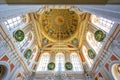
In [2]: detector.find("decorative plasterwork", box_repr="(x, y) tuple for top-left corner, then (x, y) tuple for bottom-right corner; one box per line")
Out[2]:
(13, 30), (25, 42)
(94, 30), (106, 42)
(39, 9), (79, 42)
(47, 62), (55, 70)
(33, 6), (89, 51)
(65, 62), (73, 70)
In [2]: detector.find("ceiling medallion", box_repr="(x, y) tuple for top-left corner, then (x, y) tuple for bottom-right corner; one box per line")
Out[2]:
(65, 62), (73, 70)
(40, 9), (79, 42)
(88, 49), (96, 59)
(24, 49), (32, 59)
(48, 62), (55, 70)
(55, 16), (64, 26)
(94, 30), (106, 42)
(13, 30), (25, 42)
(72, 38), (78, 45)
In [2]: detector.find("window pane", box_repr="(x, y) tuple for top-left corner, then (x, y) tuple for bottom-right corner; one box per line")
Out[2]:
(7, 19), (12, 23)
(55, 53), (65, 71)
(91, 15), (114, 33)
(13, 18), (17, 22)
(4, 15), (27, 31)
(4, 22), (7, 25)
(36, 53), (50, 71)
(17, 16), (21, 20)
(70, 52), (83, 72)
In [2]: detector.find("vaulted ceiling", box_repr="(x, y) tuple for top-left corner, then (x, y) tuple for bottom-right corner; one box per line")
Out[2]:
(32, 6), (90, 50)
(39, 9), (79, 42)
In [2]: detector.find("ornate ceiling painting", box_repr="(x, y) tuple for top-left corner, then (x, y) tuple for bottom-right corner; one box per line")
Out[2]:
(39, 9), (79, 42)
(35, 7), (87, 52)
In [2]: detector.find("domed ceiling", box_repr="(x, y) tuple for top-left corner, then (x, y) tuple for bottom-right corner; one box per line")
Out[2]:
(39, 9), (79, 42)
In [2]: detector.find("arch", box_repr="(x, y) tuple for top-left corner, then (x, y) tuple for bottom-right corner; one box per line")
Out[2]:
(70, 52), (83, 72)
(82, 45), (94, 68)
(91, 14), (114, 33)
(36, 52), (50, 71)
(0, 65), (7, 79)
(86, 31), (102, 54)
(55, 52), (65, 71)
(0, 61), (10, 80)
(42, 43), (77, 51)
(18, 31), (34, 53)
(110, 62), (120, 80)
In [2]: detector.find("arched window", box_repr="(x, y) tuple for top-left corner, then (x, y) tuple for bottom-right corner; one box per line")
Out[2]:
(4, 15), (29, 31)
(0, 65), (7, 79)
(17, 31), (34, 52)
(55, 52), (65, 71)
(36, 52), (50, 71)
(82, 45), (94, 68)
(111, 63), (120, 80)
(70, 52), (83, 72)
(86, 31), (102, 54)
(91, 15), (114, 33)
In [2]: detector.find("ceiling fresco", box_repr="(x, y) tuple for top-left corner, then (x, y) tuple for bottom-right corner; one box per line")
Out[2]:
(39, 9), (79, 42)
